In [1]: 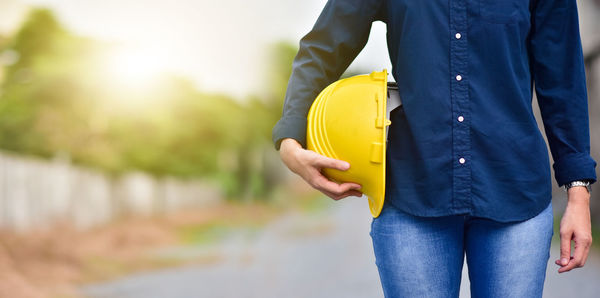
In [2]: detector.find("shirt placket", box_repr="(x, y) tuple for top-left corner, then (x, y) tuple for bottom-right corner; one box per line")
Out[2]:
(450, 0), (472, 212)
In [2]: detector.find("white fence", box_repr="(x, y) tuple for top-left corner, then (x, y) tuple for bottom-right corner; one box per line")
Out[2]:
(0, 152), (221, 232)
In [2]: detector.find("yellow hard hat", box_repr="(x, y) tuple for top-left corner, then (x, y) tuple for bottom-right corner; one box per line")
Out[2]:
(306, 70), (391, 218)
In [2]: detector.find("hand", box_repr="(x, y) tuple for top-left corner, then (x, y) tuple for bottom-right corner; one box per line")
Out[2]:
(279, 138), (362, 200)
(555, 186), (592, 273)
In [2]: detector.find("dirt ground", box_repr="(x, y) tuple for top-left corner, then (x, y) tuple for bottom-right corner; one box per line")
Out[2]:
(0, 191), (313, 298)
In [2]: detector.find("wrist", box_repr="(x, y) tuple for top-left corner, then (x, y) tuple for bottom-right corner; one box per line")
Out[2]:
(563, 180), (591, 194)
(280, 138), (302, 159)
(567, 187), (591, 204)
(281, 138), (301, 151)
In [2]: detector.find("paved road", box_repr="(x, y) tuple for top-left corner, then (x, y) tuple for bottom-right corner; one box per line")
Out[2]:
(83, 198), (600, 298)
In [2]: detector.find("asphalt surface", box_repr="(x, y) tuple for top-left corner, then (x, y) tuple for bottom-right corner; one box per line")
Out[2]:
(83, 197), (600, 298)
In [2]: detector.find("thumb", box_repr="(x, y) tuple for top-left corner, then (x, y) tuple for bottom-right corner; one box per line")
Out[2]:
(314, 155), (350, 171)
(559, 230), (572, 266)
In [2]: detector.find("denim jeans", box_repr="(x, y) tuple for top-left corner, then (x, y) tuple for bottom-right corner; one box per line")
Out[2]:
(370, 199), (553, 298)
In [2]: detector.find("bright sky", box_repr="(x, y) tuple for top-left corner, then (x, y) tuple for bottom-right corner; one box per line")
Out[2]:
(0, 0), (392, 99)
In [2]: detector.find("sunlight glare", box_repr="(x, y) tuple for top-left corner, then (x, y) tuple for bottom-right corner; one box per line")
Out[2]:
(105, 46), (170, 89)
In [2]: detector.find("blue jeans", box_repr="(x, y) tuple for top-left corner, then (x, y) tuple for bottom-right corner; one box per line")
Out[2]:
(370, 199), (553, 298)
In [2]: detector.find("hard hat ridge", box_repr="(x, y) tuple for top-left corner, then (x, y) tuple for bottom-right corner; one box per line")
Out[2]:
(306, 70), (391, 217)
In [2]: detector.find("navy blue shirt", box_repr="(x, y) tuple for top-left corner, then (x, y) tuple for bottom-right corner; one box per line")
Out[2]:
(272, 0), (597, 222)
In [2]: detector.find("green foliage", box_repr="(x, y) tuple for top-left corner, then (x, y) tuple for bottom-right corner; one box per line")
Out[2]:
(0, 8), (298, 200)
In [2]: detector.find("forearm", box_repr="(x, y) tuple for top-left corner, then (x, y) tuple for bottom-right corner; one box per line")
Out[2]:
(271, 0), (385, 150)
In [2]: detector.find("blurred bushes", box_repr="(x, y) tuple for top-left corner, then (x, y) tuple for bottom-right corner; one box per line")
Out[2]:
(0, 8), (298, 200)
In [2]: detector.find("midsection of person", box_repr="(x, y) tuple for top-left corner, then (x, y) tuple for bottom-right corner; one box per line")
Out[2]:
(383, 0), (553, 221)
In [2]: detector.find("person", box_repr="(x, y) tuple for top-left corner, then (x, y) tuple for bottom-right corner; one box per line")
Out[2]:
(272, 0), (597, 297)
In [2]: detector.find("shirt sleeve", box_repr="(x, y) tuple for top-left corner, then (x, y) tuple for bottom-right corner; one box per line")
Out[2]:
(528, 0), (597, 187)
(271, 0), (386, 150)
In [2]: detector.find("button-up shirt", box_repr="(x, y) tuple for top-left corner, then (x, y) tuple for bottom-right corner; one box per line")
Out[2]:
(272, 0), (597, 222)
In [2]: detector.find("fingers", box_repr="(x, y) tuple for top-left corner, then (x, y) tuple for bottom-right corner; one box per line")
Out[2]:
(320, 188), (363, 201)
(558, 229), (572, 269)
(557, 231), (592, 273)
(311, 153), (351, 171)
(574, 236), (591, 268)
(297, 150), (361, 200)
(581, 237), (592, 265)
(564, 235), (592, 273)
(558, 248), (583, 273)
(311, 174), (361, 196)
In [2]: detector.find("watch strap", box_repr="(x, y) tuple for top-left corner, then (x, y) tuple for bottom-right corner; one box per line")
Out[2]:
(563, 180), (592, 194)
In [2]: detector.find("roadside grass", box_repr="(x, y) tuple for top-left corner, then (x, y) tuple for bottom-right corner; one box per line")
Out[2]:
(0, 182), (332, 298)
(594, 226), (600, 250)
(175, 189), (332, 246)
(175, 206), (276, 246)
(80, 255), (184, 283)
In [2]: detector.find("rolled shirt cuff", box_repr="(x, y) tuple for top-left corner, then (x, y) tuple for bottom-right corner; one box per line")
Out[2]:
(552, 152), (598, 187)
(272, 116), (308, 150)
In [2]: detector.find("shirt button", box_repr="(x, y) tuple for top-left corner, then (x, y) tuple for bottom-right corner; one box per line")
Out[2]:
(459, 157), (466, 164)
(456, 74), (462, 81)
(455, 32), (462, 39)
(458, 115), (464, 122)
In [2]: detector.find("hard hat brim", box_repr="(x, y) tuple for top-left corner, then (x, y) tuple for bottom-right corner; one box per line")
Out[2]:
(306, 70), (390, 218)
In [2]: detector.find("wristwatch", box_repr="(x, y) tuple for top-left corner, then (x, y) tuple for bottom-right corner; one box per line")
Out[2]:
(563, 180), (592, 194)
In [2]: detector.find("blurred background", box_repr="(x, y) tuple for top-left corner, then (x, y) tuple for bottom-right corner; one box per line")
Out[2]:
(0, 0), (598, 297)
